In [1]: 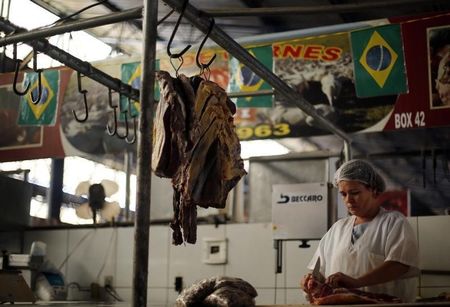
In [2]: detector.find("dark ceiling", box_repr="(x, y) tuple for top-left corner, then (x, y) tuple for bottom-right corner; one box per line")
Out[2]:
(29, 0), (450, 56)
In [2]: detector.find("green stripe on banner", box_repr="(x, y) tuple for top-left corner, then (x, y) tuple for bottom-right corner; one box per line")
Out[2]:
(350, 24), (408, 97)
(228, 45), (273, 108)
(17, 69), (59, 126)
(120, 60), (160, 120)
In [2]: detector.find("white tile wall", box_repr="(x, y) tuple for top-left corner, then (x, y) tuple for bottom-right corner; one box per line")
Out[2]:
(168, 224), (226, 288)
(66, 228), (116, 287)
(418, 215), (450, 271)
(15, 214), (450, 304)
(274, 288), (286, 305)
(166, 287), (180, 306)
(225, 223), (275, 288)
(285, 239), (319, 288)
(114, 288), (132, 303)
(114, 226), (170, 288)
(148, 288), (170, 306)
(115, 227), (134, 288)
(148, 226), (170, 288)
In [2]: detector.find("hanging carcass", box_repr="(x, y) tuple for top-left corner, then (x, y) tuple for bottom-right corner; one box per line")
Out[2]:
(152, 71), (246, 245)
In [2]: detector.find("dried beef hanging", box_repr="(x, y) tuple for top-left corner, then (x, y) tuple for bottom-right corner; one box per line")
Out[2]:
(152, 71), (246, 245)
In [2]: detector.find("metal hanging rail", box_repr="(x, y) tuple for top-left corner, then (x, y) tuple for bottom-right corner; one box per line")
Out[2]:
(162, 0), (353, 157)
(0, 18), (140, 101)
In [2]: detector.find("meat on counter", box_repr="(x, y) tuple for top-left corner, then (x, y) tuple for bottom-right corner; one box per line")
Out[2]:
(303, 273), (402, 305)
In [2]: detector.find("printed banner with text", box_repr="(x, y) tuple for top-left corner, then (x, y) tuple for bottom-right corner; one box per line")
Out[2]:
(233, 32), (397, 141)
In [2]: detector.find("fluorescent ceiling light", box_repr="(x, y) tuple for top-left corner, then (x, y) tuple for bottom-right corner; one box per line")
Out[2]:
(6, 0), (113, 68)
(240, 140), (290, 160)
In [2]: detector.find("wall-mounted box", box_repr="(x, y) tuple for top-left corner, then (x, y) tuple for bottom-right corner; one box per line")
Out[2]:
(202, 238), (227, 265)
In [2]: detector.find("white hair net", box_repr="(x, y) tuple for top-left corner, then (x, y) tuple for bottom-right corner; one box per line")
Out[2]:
(333, 159), (386, 193)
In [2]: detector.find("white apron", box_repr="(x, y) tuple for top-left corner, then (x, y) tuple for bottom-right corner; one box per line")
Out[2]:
(308, 208), (419, 302)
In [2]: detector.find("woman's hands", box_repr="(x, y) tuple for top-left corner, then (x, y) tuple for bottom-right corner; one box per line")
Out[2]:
(325, 261), (410, 289)
(325, 272), (362, 289)
(300, 273), (313, 290)
(300, 273), (313, 302)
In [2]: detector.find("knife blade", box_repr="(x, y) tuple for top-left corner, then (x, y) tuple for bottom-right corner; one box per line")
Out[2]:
(312, 257), (325, 282)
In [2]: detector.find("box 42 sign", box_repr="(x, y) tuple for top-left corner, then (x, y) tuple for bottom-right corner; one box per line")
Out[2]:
(394, 111), (425, 129)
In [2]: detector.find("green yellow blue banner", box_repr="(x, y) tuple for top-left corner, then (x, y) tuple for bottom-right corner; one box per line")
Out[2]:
(17, 70), (59, 126)
(350, 24), (408, 97)
(228, 45), (273, 108)
(120, 60), (160, 120)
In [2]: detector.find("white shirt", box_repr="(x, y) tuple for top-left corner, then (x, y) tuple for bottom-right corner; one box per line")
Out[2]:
(307, 208), (420, 302)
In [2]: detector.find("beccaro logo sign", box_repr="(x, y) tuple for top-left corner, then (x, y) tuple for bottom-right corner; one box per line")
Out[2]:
(277, 194), (290, 204)
(276, 193), (323, 204)
(359, 31), (398, 88)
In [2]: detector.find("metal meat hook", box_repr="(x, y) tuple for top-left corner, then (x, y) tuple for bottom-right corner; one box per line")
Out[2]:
(116, 107), (129, 141)
(196, 17), (216, 75)
(72, 71), (89, 122)
(125, 98), (137, 144)
(115, 97), (136, 144)
(12, 43), (30, 96)
(30, 49), (43, 104)
(106, 87), (118, 136)
(125, 116), (137, 144)
(166, 0), (191, 59)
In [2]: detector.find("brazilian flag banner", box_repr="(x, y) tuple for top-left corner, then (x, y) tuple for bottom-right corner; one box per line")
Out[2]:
(17, 69), (59, 126)
(120, 60), (160, 120)
(228, 45), (273, 108)
(350, 24), (408, 97)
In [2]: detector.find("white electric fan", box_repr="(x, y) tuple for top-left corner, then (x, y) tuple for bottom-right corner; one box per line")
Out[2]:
(75, 179), (121, 223)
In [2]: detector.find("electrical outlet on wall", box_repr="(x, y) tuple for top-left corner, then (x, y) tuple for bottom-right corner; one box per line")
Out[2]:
(104, 275), (113, 287)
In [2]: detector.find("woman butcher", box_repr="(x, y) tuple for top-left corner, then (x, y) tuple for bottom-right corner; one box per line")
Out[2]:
(301, 159), (420, 302)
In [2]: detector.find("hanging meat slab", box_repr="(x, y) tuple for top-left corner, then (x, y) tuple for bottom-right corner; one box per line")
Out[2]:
(153, 71), (186, 177)
(184, 80), (244, 208)
(152, 71), (246, 245)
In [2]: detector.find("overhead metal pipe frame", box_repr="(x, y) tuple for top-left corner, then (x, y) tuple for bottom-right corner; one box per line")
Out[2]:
(0, 0), (443, 48)
(163, 0), (353, 159)
(0, 18), (140, 101)
(0, 3), (354, 150)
